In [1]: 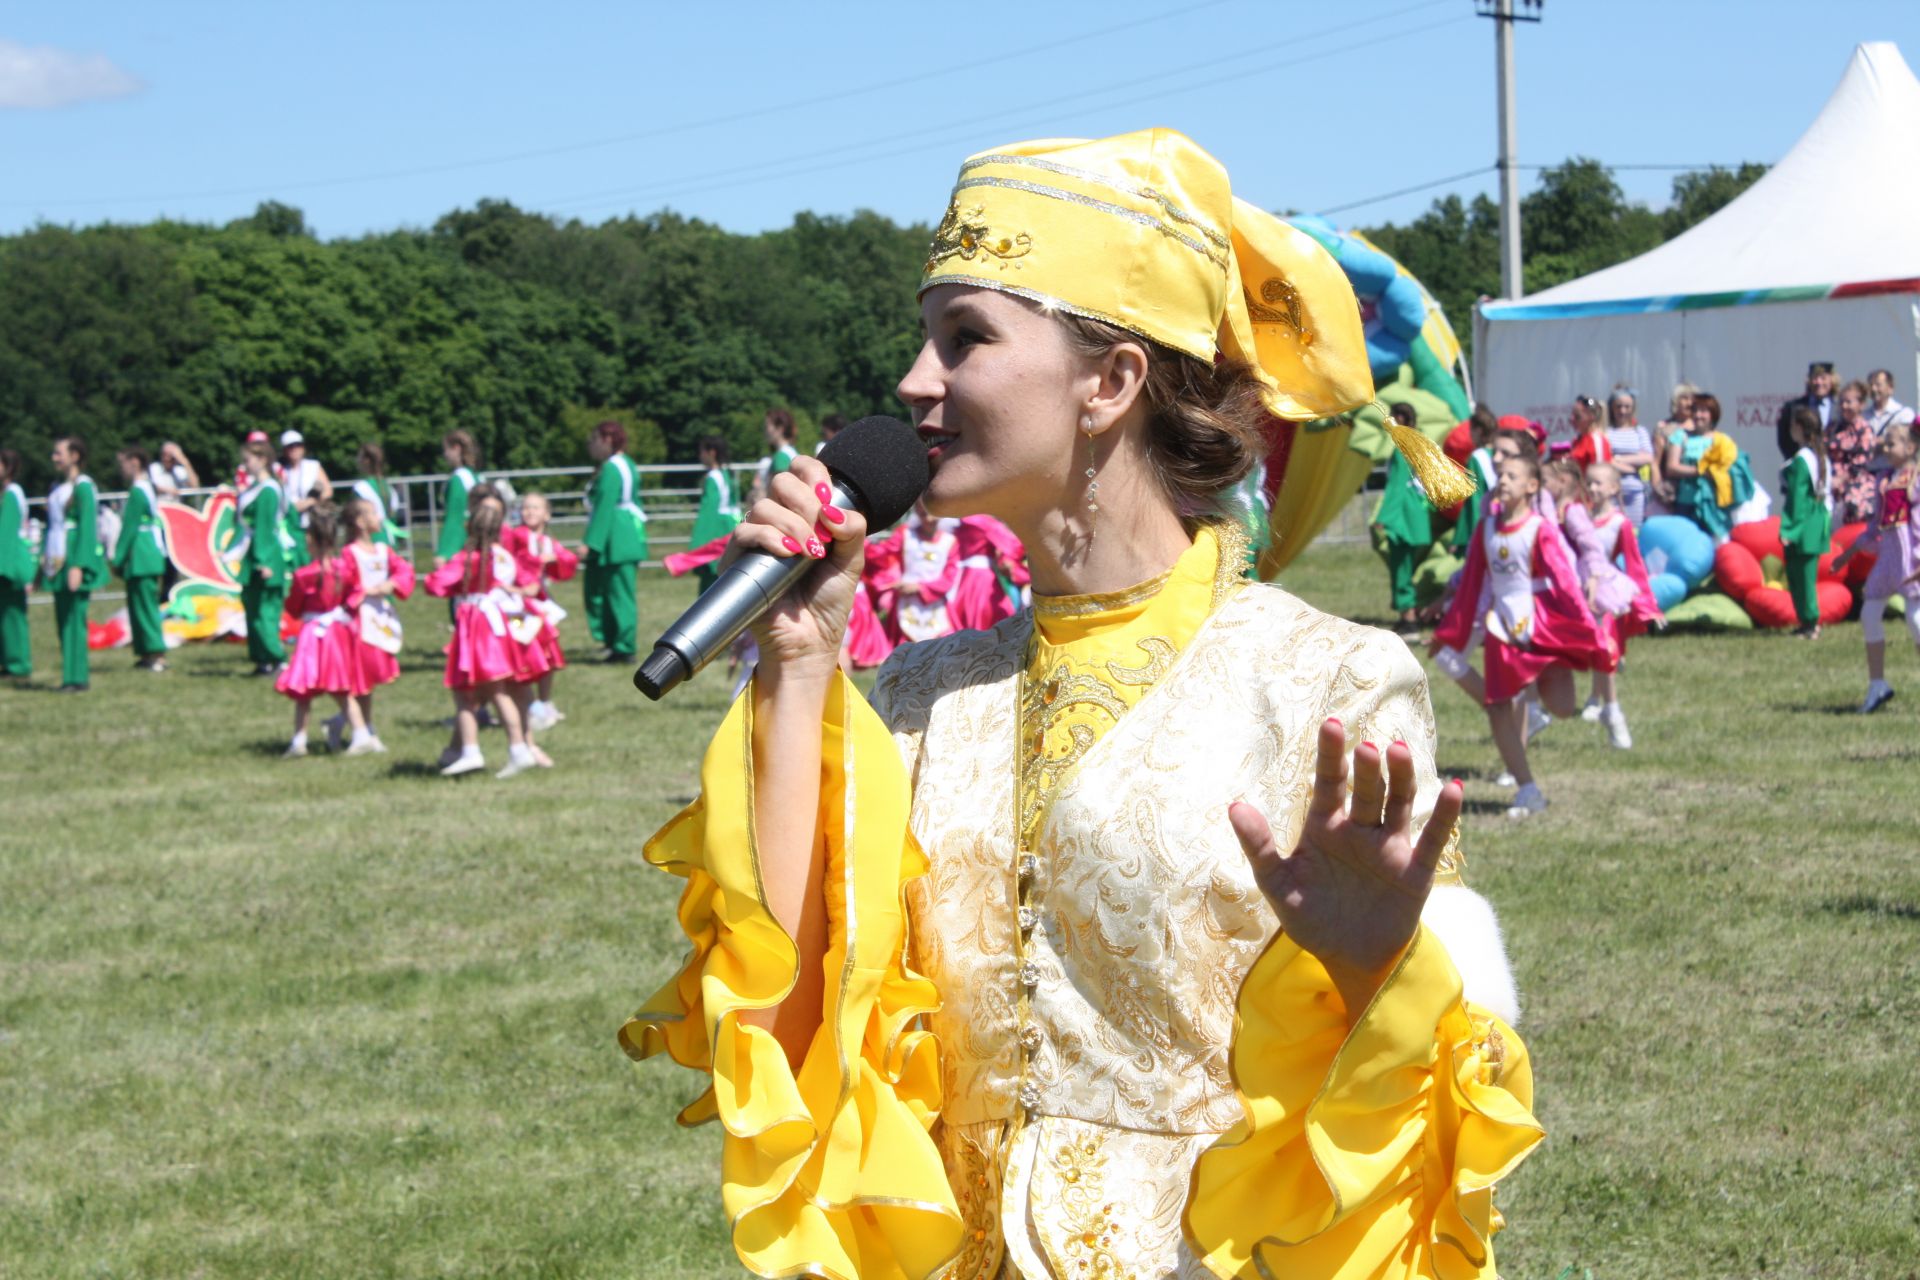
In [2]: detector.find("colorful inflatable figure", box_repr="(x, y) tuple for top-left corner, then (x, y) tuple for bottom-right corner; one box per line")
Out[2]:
(1257, 218), (1473, 574)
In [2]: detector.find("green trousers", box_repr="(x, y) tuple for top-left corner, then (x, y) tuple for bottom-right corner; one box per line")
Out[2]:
(1784, 550), (1821, 626)
(242, 575), (287, 665)
(1385, 541), (1421, 612)
(53, 588), (90, 687)
(0, 578), (29, 677)
(583, 554), (637, 658)
(126, 575), (166, 658)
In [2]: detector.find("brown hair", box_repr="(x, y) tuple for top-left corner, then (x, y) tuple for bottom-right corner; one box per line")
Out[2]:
(243, 440), (273, 467)
(764, 408), (796, 443)
(1840, 379), (1870, 404)
(355, 441), (386, 479)
(1503, 451), (1543, 484)
(306, 501), (342, 595)
(1056, 314), (1269, 510)
(1493, 427), (1539, 460)
(117, 444), (152, 471)
(1542, 457), (1584, 505)
(461, 500), (506, 594)
(55, 435), (88, 466)
(1692, 393), (1722, 426)
(592, 419), (628, 454)
(0, 448), (20, 482)
(338, 496), (375, 541)
(442, 429), (480, 470)
(1469, 403), (1498, 442)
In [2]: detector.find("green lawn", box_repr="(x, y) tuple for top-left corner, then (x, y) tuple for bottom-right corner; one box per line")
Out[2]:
(2, 542), (1915, 1278)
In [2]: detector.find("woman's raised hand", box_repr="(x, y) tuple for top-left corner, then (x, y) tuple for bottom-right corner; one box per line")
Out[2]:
(722, 454), (867, 684)
(1229, 718), (1463, 1014)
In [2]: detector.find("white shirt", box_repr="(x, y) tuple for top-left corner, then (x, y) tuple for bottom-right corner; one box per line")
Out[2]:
(1867, 398), (1914, 436)
(148, 461), (191, 497)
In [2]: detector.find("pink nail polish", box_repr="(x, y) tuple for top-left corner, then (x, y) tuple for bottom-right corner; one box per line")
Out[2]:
(821, 503), (845, 524)
(780, 536), (802, 555)
(815, 482), (834, 504)
(806, 538), (825, 558)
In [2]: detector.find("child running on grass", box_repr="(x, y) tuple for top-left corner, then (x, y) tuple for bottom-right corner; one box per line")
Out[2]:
(1833, 420), (1919, 711)
(425, 499), (549, 779)
(1433, 453), (1609, 818)
(276, 503), (369, 757)
(337, 496), (415, 752)
(503, 491), (578, 732)
(1572, 461), (1663, 746)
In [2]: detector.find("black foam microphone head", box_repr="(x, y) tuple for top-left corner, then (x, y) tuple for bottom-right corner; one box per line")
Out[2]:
(817, 415), (930, 529)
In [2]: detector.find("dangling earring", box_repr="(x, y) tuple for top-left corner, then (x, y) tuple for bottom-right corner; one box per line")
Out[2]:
(1081, 415), (1100, 520)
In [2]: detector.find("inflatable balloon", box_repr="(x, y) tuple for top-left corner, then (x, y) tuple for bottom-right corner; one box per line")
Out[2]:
(1257, 217), (1473, 575)
(1663, 592), (1756, 630)
(1713, 516), (1852, 627)
(1649, 572), (1691, 612)
(1639, 516), (1716, 592)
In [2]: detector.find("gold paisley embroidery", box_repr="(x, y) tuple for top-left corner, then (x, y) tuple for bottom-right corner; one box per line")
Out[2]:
(1244, 275), (1313, 344)
(1105, 636), (1176, 687)
(926, 200), (1033, 276)
(935, 1125), (1006, 1280)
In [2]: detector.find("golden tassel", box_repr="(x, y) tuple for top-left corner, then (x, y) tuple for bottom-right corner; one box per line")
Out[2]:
(1382, 415), (1476, 508)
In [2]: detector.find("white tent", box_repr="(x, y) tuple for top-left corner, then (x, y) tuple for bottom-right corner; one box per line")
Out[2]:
(1475, 41), (1920, 496)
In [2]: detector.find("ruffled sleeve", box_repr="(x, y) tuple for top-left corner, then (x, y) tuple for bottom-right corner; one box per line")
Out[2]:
(1188, 631), (1543, 1279)
(1188, 928), (1540, 1279)
(618, 674), (963, 1280)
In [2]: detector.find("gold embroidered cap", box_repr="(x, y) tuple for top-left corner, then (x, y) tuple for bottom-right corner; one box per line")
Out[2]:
(919, 128), (1369, 421)
(919, 129), (1475, 509)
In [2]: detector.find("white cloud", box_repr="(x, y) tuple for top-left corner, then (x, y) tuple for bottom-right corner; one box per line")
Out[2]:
(0, 39), (143, 109)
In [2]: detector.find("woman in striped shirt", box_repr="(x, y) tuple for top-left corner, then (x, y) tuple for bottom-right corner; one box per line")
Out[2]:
(1602, 387), (1657, 525)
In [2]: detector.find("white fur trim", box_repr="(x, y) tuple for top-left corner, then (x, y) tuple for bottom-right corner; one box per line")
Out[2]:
(1420, 883), (1521, 1026)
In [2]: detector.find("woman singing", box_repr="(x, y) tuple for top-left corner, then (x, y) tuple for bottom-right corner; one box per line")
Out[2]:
(620, 130), (1539, 1280)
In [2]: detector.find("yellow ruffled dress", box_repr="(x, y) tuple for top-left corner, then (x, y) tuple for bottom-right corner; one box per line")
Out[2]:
(621, 526), (1542, 1279)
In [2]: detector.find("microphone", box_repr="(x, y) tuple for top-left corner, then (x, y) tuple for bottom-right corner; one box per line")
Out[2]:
(634, 415), (930, 700)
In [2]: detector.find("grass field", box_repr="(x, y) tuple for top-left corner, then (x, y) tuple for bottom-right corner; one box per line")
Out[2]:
(3, 542), (1917, 1279)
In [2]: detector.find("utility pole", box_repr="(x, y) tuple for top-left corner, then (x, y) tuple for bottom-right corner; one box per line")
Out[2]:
(1478, 0), (1542, 300)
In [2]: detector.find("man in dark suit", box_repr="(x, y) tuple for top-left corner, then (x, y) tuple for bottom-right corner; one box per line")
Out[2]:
(1776, 360), (1836, 457)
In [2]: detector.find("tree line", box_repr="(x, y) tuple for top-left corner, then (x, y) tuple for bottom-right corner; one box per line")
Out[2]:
(0, 160), (1763, 492)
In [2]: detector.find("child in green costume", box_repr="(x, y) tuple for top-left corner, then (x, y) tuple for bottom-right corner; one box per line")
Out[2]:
(237, 439), (291, 673)
(435, 430), (481, 567)
(1452, 406), (1499, 554)
(113, 446), (171, 672)
(1371, 402), (1432, 632)
(1780, 405), (1833, 639)
(689, 435), (741, 594)
(351, 440), (405, 548)
(582, 419), (647, 661)
(0, 449), (32, 679)
(46, 436), (108, 692)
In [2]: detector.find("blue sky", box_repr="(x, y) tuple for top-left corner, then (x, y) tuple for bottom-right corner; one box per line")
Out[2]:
(6, 1), (1917, 240)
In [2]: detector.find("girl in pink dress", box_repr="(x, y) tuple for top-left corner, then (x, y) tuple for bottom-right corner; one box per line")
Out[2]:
(337, 496), (416, 753)
(889, 504), (963, 644)
(504, 492), (579, 731)
(947, 514), (1029, 631)
(275, 503), (368, 757)
(424, 501), (550, 779)
(1834, 420), (1920, 713)
(1543, 460), (1663, 750)
(1434, 454), (1610, 818)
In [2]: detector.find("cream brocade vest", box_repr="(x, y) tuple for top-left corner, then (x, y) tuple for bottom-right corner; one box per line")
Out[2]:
(871, 582), (1461, 1280)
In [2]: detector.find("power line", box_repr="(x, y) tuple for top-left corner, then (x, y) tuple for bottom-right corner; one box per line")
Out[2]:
(1313, 166), (1495, 217)
(4, 0), (1244, 210)
(1312, 160), (1761, 221)
(539, 8), (1469, 219)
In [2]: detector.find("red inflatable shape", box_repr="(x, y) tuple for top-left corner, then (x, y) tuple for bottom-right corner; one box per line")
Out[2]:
(1714, 517), (1856, 627)
(1444, 421), (1474, 467)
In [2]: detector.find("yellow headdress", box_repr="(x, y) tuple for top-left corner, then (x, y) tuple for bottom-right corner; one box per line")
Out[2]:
(917, 129), (1473, 530)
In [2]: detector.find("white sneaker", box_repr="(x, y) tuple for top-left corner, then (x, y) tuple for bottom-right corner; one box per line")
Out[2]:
(1492, 770), (1517, 789)
(1859, 681), (1895, 714)
(1603, 706), (1633, 750)
(1524, 701), (1553, 744)
(495, 748), (536, 779)
(440, 751), (485, 777)
(324, 714), (346, 753)
(1579, 697), (1603, 723)
(1505, 782), (1548, 819)
(345, 735), (386, 756)
(526, 703), (559, 733)
(281, 740), (308, 759)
